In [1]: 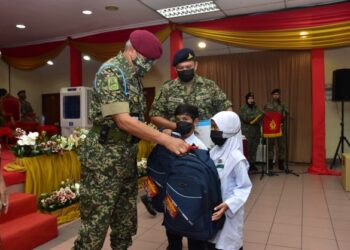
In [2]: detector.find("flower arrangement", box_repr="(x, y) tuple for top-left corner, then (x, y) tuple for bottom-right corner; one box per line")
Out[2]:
(12, 127), (88, 157)
(38, 179), (80, 212)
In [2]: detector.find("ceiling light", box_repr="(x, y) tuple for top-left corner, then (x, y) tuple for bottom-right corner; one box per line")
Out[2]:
(299, 31), (308, 36)
(105, 5), (119, 11)
(47, 60), (54, 65)
(157, 1), (219, 18)
(83, 55), (91, 61)
(198, 41), (206, 49)
(82, 10), (92, 15)
(16, 24), (26, 29)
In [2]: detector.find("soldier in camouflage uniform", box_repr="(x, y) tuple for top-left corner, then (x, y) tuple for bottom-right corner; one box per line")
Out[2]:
(149, 48), (232, 131)
(239, 92), (263, 171)
(264, 88), (288, 170)
(149, 48), (232, 250)
(73, 30), (189, 250)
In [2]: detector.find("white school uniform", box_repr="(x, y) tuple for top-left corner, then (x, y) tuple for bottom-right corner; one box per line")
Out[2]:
(210, 111), (252, 250)
(185, 132), (208, 150)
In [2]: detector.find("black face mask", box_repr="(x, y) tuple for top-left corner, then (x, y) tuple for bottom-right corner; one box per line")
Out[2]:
(177, 69), (195, 82)
(210, 130), (227, 146)
(175, 121), (193, 135)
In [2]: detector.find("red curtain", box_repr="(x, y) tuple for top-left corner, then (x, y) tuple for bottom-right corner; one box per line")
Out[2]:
(308, 49), (340, 175)
(181, 1), (350, 30)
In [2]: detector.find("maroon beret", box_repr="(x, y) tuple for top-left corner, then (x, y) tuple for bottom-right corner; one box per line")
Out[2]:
(130, 30), (163, 60)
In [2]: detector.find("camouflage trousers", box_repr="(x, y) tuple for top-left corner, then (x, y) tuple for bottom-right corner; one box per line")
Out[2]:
(245, 135), (260, 164)
(73, 135), (138, 250)
(267, 135), (286, 161)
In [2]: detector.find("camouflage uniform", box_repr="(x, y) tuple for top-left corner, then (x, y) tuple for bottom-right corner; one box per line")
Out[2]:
(149, 75), (232, 121)
(264, 101), (288, 162)
(239, 104), (263, 165)
(73, 52), (145, 250)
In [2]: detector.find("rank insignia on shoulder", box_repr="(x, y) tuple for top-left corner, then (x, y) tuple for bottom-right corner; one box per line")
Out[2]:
(108, 77), (120, 91)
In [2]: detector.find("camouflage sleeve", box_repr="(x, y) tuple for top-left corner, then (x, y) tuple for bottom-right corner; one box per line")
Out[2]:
(239, 106), (252, 123)
(95, 65), (129, 117)
(239, 106), (261, 123)
(211, 81), (232, 112)
(149, 82), (169, 118)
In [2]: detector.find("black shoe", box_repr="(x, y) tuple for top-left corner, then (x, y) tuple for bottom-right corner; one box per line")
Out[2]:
(141, 195), (157, 216)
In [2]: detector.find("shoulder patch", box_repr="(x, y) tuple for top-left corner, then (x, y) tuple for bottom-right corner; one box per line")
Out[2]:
(107, 76), (120, 91)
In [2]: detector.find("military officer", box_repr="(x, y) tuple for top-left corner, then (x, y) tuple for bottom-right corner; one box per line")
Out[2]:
(73, 30), (189, 250)
(239, 92), (263, 171)
(264, 88), (288, 170)
(149, 48), (232, 138)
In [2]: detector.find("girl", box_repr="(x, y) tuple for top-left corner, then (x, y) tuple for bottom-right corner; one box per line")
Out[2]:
(208, 111), (252, 250)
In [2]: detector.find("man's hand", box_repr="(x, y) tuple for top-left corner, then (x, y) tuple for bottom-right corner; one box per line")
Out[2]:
(164, 137), (189, 155)
(212, 202), (228, 221)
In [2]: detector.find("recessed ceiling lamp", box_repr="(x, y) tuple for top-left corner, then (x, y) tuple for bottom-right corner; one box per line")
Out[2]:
(198, 41), (206, 49)
(82, 10), (93, 15)
(47, 60), (54, 65)
(105, 5), (119, 11)
(157, 1), (219, 18)
(16, 24), (26, 29)
(83, 55), (91, 61)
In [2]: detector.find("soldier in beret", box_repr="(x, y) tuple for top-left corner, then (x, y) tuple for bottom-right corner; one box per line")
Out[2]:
(73, 30), (189, 250)
(150, 48), (232, 143)
(264, 88), (289, 170)
(149, 48), (232, 250)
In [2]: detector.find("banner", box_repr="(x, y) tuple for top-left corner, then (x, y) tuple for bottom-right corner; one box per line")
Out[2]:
(263, 112), (282, 138)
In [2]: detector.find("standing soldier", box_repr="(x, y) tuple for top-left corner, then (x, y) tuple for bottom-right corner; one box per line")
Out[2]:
(149, 48), (232, 146)
(264, 88), (288, 170)
(239, 92), (263, 171)
(73, 30), (189, 250)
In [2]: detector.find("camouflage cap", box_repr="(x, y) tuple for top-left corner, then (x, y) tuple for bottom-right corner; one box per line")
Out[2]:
(130, 30), (163, 60)
(173, 48), (195, 66)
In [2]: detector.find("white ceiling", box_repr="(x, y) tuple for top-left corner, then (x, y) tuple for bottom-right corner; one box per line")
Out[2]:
(0, 0), (345, 54)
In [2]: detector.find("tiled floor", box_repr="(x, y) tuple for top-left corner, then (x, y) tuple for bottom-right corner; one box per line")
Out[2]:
(35, 165), (350, 250)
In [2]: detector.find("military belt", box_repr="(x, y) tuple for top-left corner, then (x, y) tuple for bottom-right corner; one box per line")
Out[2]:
(91, 124), (137, 145)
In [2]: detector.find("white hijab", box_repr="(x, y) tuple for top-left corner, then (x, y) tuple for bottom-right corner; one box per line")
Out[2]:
(210, 111), (247, 175)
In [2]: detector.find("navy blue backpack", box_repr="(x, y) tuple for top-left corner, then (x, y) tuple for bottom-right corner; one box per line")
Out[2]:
(146, 144), (225, 241)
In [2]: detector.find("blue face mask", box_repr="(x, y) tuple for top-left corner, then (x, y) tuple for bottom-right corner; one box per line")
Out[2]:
(210, 130), (227, 146)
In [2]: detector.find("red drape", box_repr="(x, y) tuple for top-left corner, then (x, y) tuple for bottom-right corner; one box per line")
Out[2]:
(69, 45), (82, 86)
(73, 24), (169, 43)
(0, 41), (66, 57)
(170, 29), (183, 79)
(181, 1), (350, 30)
(308, 49), (340, 176)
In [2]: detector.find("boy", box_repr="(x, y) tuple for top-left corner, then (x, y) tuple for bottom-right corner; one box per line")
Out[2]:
(166, 104), (207, 250)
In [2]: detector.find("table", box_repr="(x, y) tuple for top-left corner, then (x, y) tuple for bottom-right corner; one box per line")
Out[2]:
(5, 151), (81, 196)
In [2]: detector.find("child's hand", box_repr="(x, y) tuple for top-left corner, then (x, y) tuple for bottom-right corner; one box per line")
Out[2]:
(212, 202), (228, 221)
